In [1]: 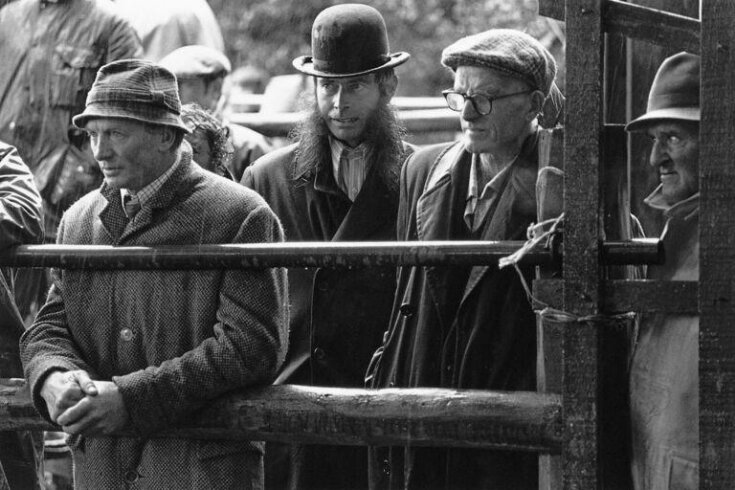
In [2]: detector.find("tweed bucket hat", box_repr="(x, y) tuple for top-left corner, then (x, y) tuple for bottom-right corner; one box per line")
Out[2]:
(441, 29), (557, 96)
(73, 59), (189, 132)
(159, 45), (232, 80)
(293, 3), (409, 78)
(625, 52), (700, 132)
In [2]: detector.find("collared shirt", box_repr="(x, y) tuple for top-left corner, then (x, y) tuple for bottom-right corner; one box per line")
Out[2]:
(644, 184), (700, 221)
(329, 137), (372, 202)
(464, 152), (517, 232)
(120, 151), (182, 218)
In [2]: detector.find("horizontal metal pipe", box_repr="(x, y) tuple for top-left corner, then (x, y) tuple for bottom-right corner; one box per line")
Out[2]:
(0, 379), (562, 452)
(0, 239), (661, 270)
(0, 239), (663, 271)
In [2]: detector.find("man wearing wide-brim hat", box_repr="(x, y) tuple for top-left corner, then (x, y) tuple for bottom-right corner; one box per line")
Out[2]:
(625, 51), (700, 490)
(365, 28), (560, 489)
(241, 4), (413, 489)
(20, 59), (288, 490)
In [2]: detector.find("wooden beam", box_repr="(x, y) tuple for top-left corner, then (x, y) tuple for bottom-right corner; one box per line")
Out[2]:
(0, 379), (562, 452)
(604, 0), (700, 53)
(534, 279), (699, 314)
(538, 0), (564, 21)
(700, 2), (735, 487)
(563, 0), (605, 488)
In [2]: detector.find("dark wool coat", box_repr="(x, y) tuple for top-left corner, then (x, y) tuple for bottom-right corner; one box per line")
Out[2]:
(20, 153), (288, 490)
(241, 140), (411, 490)
(368, 135), (540, 490)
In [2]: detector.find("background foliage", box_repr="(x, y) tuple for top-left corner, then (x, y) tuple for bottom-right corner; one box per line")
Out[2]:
(207, 0), (565, 96)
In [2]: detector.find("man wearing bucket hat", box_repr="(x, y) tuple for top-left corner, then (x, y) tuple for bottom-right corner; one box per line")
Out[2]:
(241, 4), (412, 489)
(20, 59), (288, 489)
(366, 29), (558, 489)
(625, 52), (700, 490)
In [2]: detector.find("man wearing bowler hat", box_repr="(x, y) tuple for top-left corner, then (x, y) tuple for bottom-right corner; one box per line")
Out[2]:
(626, 52), (700, 490)
(241, 4), (412, 489)
(20, 59), (288, 489)
(366, 29), (557, 489)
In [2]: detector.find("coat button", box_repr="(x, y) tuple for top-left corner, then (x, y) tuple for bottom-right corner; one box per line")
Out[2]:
(119, 328), (134, 342)
(124, 470), (139, 482)
(317, 281), (328, 292)
(399, 304), (415, 318)
(313, 347), (326, 362)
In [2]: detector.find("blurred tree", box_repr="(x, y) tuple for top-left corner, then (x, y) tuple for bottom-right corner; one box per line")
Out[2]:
(207, 0), (564, 96)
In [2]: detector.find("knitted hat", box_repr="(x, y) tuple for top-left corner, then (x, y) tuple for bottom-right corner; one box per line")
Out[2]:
(159, 45), (232, 80)
(293, 3), (409, 78)
(442, 29), (557, 96)
(625, 52), (700, 132)
(73, 59), (189, 132)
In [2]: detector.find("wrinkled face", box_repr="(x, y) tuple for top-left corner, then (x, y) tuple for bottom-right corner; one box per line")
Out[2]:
(316, 74), (383, 147)
(453, 65), (536, 155)
(186, 129), (213, 170)
(646, 121), (699, 205)
(85, 118), (170, 191)
(179, 78), (223, 112)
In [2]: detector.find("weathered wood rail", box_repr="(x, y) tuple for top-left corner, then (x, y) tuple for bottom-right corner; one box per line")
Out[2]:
(0, 379), (562, 452)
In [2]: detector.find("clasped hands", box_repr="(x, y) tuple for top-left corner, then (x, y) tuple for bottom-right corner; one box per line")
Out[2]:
(40, 370), (129, 436)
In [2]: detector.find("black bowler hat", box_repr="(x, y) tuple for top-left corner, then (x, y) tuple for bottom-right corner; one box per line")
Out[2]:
(293, 3), (409, 78)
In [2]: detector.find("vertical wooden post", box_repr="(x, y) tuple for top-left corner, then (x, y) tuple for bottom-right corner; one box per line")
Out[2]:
(563, 0), (604, 488)
(699, 2), (735, 488)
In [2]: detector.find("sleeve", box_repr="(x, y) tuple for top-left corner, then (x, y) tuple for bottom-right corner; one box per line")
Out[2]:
(113, 204), (289, 435)
(19, 218), (97, 423)
(104, 12), (144, 61)
(0, 144), (43, 249)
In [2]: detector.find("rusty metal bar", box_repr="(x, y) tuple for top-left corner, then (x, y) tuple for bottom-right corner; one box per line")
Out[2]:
(0, 240), (661, 270)
(0, 379), (562, 452)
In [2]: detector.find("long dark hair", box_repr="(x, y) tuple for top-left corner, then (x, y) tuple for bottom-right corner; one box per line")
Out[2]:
(290, 73), (407, 195)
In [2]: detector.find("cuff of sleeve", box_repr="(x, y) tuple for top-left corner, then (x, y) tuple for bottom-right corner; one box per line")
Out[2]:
(113, 369), (169, 436)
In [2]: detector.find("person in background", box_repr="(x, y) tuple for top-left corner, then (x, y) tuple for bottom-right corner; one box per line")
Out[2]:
(0, 142), (43, 489)
(367, 29), (557, 489)
(20, 59), (288, 489)
(181, 103), (234, 179)
(625, 52), (700, 490)
(160, 45), (273, 181)
(0, 0), (142, 323)
(113, 0), (224, 62)
(241, 4), (412, 489)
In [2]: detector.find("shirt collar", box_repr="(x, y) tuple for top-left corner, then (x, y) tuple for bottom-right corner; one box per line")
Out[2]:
(120, 150), (182, 209)
(644, 184), (700, 220)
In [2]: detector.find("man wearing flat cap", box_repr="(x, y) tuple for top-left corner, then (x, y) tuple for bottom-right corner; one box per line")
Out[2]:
(159, 45), (273, 181)
(626, 52), (700, 490)
(241, 4), (413, 489)
(20, 59), (288, 489)
(367, 29), (558, 489)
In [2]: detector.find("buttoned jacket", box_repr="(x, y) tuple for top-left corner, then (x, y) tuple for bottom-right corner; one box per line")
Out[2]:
(21, 152), (288, 489)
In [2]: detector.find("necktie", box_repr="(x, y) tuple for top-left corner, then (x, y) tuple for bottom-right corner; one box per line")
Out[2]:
(122, 193), (141, 219)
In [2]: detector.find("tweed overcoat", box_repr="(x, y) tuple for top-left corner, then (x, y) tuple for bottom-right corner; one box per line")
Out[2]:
(20, 153), (288, 490)
(0, 142), (43, 490)
(241, 140), (410, 489)
(368, 136), (540, 490)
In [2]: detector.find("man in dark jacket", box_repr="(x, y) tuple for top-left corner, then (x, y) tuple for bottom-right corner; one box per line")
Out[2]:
(241, 4), (411, 489)
(0, 143), (43, 489)
(0, 0), (142, 321)
(367, 29), (557, 490)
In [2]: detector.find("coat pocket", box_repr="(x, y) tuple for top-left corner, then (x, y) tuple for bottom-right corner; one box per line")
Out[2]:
(667, 453), (698, 490)
(51, 44), (103, 109)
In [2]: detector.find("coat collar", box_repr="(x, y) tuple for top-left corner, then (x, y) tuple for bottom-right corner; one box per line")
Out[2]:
(99, 148), (194, 242)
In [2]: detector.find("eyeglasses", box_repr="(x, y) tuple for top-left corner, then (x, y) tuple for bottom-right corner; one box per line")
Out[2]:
(442, 89), (532, 115)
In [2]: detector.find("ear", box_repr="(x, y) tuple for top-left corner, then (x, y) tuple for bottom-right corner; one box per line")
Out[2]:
(527, 90), (546, 122)
(155, 126), (178, 152)
(379, 72), (398, 100)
